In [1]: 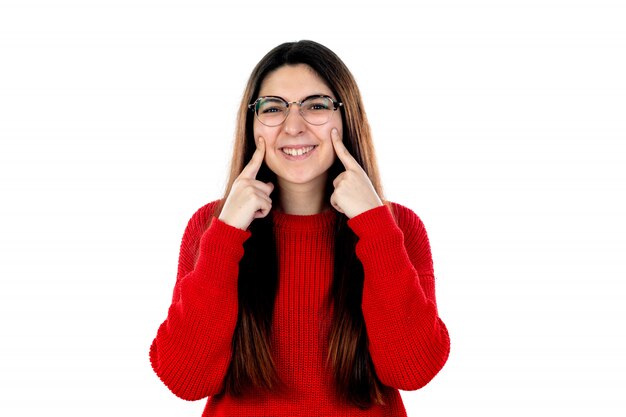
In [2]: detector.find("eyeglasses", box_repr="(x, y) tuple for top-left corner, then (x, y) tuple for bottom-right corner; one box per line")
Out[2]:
(248, 95), (343, 127)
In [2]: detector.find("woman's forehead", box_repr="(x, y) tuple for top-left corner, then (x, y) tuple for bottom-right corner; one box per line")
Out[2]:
(258, 64), (333, 99)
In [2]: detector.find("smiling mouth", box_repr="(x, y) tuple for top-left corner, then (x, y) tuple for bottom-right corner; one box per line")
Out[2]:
(280, 145), (318, 156)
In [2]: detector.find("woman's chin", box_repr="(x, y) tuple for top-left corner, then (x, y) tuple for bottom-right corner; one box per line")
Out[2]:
(276, 172), (328, 188)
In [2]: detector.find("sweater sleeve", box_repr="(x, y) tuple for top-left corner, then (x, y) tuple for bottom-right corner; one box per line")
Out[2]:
(347, 202), (450, 390)
(149, 200), (251, 400)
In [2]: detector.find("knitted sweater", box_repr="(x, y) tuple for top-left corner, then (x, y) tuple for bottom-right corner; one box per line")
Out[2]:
(150, 200), (450, 416)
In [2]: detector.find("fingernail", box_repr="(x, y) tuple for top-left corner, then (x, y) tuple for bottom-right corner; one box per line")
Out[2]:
(332, 128), (338, 137)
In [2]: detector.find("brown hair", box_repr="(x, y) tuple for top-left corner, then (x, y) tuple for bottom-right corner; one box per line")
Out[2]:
(213, 40), (393, 408)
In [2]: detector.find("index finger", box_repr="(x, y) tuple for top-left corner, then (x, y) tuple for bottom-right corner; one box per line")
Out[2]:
(240, 137), (266, 179)
(331, 128), (360, 171)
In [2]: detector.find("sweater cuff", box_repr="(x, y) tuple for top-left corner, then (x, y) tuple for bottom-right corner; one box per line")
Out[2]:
(189, 217), (251, 291)
(199, 217), (252, 263)
(347, 204), (399, 239)
(203, 216), (252, 247)
(347, 204), (411, 279)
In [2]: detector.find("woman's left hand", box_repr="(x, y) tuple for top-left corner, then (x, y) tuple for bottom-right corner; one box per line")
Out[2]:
(330, 128), (384, 219)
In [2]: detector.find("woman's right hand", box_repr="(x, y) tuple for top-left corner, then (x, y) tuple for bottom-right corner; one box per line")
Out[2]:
(218, 137), (274, 230)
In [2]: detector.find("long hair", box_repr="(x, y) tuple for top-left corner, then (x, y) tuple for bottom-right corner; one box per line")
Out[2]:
(212, 40), (393, 408)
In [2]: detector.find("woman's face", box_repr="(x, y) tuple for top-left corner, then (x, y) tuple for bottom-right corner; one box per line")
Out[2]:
(252, 64), (343, 190)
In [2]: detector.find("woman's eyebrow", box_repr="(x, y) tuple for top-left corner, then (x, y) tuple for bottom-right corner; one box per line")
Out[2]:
(301, 94), (332, 101)
(260, 93), (332, 102)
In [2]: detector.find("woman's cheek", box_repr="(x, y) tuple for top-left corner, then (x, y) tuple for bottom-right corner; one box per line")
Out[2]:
(253, 123), (276, 145)
(325, 124), (342, 142)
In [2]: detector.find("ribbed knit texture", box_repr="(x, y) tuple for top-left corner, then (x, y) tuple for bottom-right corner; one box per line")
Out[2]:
(150, 200), (450, 416)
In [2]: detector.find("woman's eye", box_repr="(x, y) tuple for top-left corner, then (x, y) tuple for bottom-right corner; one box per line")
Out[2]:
(307, 102), (330, 111)
(261, 106), (284, 114)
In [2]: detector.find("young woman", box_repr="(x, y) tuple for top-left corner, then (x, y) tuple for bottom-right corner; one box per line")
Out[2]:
(149, 40), (450, 416)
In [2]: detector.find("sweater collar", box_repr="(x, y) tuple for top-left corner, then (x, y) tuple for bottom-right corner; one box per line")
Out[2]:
(272, 208), (337, 231)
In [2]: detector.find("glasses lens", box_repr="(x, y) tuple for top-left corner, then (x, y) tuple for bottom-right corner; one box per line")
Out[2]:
(256, 98), (287, 126)
(300, 96), (334, 125)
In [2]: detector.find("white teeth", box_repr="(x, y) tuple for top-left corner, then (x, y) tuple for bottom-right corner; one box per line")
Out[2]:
(282, 146), (315, 156)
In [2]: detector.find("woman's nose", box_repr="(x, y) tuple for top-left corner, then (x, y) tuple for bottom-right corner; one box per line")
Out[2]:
(282, 106), (306, 136)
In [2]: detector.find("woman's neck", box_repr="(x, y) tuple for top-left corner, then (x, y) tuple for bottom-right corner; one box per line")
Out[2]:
(275, 178), (330, 215)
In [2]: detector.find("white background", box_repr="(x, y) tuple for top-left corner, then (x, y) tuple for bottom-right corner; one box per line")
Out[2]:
(1, 0), (625, 416)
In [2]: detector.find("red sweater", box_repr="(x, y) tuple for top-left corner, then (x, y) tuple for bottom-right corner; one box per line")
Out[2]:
(150, 200), (450, 416)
